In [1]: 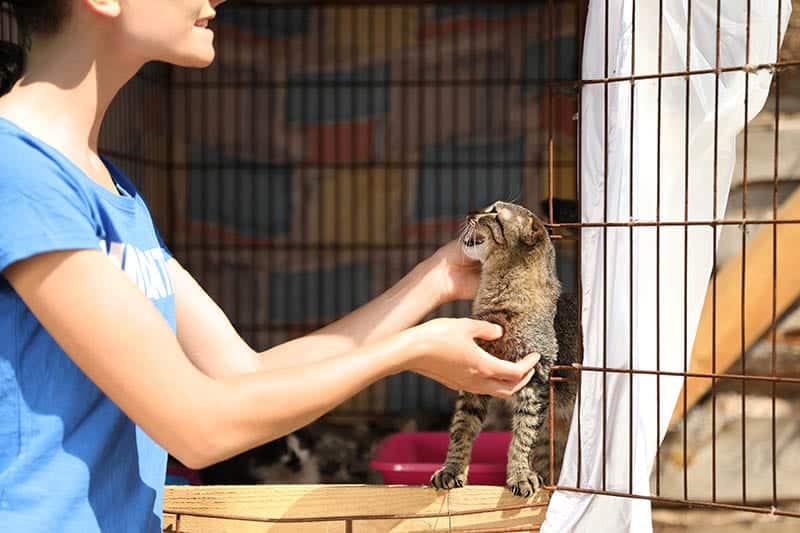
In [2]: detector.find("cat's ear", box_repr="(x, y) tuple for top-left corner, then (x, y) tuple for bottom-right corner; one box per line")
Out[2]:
(522, 218), (543, 246)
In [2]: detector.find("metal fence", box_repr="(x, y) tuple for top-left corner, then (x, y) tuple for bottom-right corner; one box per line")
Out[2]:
(3, 0), (800, 524)
(163, 0), (582, 415)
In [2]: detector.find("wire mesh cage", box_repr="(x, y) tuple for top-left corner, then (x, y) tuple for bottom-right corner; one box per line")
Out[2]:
(164, 0), (583, 417)
(3, 0), (800, 530)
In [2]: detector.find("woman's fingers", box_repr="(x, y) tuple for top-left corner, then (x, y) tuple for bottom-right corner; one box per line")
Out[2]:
(466, 319), (504, 341)
(511, 365), (538, 394)
(479, 350), (540, 382)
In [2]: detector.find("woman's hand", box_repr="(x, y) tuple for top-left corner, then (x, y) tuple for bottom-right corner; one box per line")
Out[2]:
(406, 318), (540, 398)
(424, 239), (483, 305)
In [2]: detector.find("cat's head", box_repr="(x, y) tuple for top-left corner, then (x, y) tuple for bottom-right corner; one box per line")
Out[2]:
(461, 201), (554, 269)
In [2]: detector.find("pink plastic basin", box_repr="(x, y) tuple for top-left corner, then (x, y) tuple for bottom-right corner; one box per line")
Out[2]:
(370, 431), (511, 486)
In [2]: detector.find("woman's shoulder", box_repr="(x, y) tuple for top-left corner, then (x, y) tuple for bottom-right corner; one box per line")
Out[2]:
(0, 117), (75, 181)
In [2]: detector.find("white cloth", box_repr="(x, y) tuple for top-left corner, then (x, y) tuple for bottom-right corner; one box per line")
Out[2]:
(542, 1), (791, 531)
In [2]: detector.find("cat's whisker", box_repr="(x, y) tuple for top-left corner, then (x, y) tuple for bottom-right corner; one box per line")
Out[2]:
(456, 220), (469, 240)
(505, 189), (522, 206)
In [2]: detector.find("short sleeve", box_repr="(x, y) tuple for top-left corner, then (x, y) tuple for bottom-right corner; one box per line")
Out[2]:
(0, 143), (100, 273)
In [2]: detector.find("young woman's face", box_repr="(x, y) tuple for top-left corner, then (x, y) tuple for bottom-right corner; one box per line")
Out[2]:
(116, 0), (226, 67)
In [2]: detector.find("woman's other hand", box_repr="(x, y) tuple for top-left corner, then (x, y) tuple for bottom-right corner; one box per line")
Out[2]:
(424, 239), (482, 305)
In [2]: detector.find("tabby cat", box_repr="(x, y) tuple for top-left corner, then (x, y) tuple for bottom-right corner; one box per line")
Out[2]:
(430, 201), (580, 497)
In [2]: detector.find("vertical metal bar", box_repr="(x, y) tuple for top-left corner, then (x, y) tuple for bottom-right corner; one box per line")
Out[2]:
(550, 373), (556, 486)
(199, 28), (209, 297)
(741, 0), (752, 507)
(370, 0), (381, 415)
(655, 0), (663, 498)
(628, 0), (636, 496)
(576, 0), (585, 490)
(333, 5), (343, 359)
(378, 4), (390, 416)
(771, 0), (782, 508)
(349, 4), (360, 412)
(233, 6), (243, 342)
(410, 0), (426, 413)
(167, 62), (177, 257)
(297, 5), (309, 353)
(430, 0), (446, 411)
(215, 3), (224, 318)
(468, 0), (476, 239)
(183, 38), (193, 277)
(396, 3), (410, 416)
(548, 0), (555, 226)
(711, 0), (722, 504)
(252, 5), (264, 348)
(682, 0), (692, 503)
(316, 5), (326, 370)
(281, 6), (293, 347)
(522, 0), (530, 211)
(602, 0), (610, 492)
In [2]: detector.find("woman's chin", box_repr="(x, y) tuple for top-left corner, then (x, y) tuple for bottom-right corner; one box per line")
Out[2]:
(175, 49), (216, 69)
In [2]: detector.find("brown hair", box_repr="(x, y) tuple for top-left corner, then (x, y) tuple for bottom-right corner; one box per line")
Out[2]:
(1, 0), (71, 95)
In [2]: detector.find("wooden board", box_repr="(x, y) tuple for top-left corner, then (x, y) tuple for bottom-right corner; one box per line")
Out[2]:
(670, 186), (800, 427)
(163, 484), (548, 532)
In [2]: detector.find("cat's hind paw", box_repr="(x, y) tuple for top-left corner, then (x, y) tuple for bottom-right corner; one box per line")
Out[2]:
(507, 471), (543, 498)
(431, 465), (467, 490)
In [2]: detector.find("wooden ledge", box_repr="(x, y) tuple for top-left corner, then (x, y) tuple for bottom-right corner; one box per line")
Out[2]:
(163, 484), (548, 532)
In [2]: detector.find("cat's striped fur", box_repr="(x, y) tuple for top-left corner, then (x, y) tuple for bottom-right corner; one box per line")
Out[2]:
(431, 201), (580, 497)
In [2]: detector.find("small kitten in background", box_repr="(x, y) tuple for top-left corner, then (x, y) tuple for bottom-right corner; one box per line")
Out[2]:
(200, 418), (418, 485)
(200, 431), (320, 485)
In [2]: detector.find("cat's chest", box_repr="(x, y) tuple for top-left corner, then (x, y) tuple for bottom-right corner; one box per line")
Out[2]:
(476, 333), (534, 363)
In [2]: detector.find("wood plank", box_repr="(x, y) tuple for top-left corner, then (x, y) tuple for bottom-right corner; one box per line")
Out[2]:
(163, 485), (547, 532)
(670, 186), (800, 427)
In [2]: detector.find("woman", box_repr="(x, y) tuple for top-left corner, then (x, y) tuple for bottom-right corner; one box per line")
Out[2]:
(0, 1), (539, 531)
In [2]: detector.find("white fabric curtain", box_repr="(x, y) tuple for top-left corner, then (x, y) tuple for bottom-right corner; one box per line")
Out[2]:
(542, 1), (792, 531)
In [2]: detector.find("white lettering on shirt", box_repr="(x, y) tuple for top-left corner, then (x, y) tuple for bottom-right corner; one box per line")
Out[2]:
(98, 240), (175, 300)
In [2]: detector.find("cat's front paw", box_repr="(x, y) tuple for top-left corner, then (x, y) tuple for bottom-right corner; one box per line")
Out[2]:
(431, 464), (467, 490)
(507, 471), (543, 498)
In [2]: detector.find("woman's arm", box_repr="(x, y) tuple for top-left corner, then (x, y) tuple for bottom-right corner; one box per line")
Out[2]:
(268, 240), (482, 368)
(170, 240), (482, 376)
(6, 248), (537, 469)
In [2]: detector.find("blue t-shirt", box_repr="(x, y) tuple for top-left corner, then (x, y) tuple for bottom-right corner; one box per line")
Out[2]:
(0, 118), (176, 532)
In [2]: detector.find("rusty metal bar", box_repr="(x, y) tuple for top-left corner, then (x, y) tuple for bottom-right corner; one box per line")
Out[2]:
(549, 219), (800, 228)
(547, 486), (800, 519)
(557, 365), (800, 385)
(168, 59), (800, 90)
(549, 372), (556, 486)
(602, 0), (610, 492)
(711, 0), (722, 504)
(683, 0), (692, 502)
(575, 0), (585, 491)
(655, 0), (664, 498)
(628, 0), (637, 497)
(771, 0), (783, 509)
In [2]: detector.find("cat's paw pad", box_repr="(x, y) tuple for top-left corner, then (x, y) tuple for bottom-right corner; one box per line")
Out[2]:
(507, 472), (543, 498)
(431, 465), (467, 490)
